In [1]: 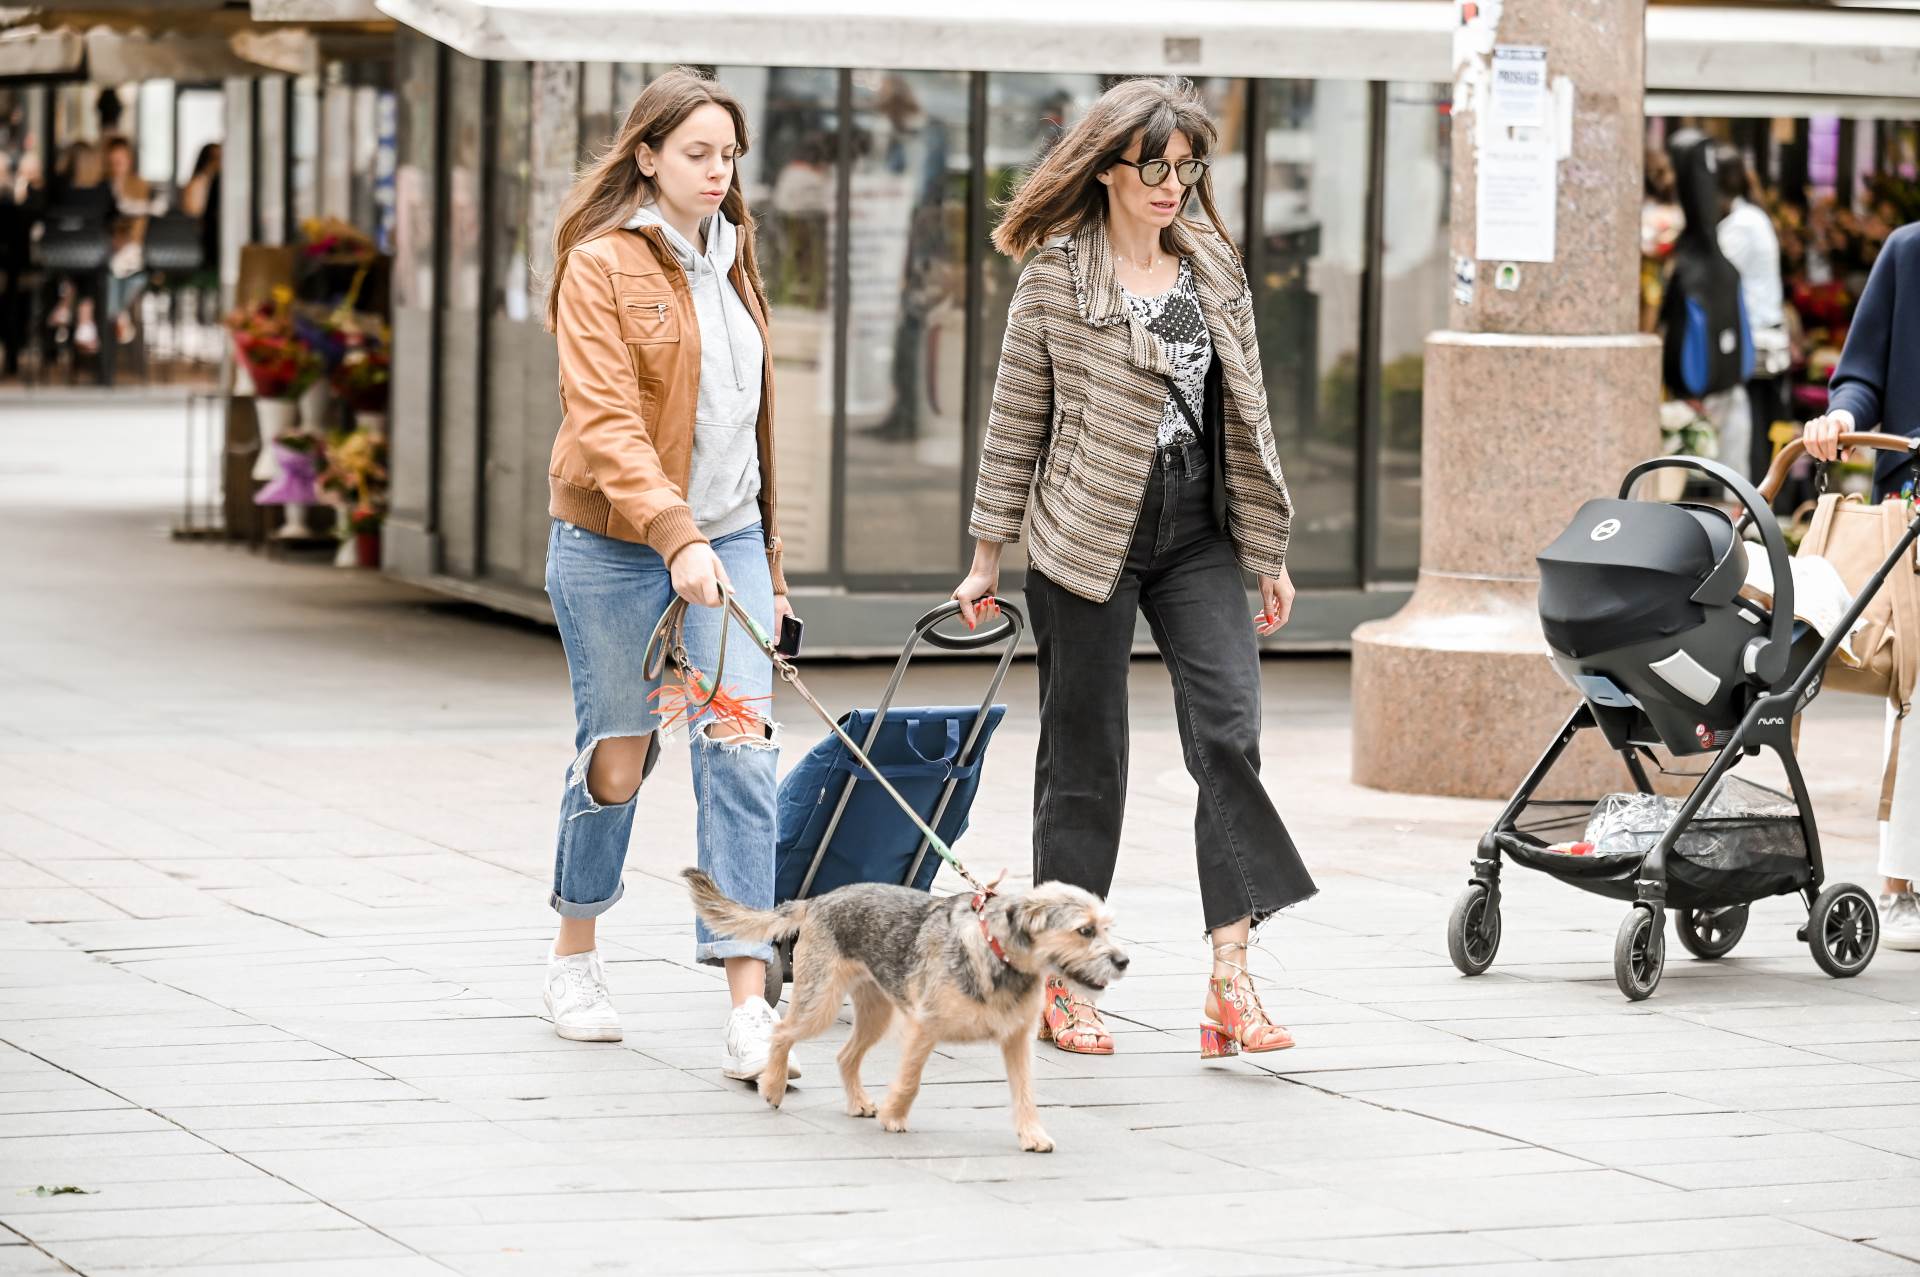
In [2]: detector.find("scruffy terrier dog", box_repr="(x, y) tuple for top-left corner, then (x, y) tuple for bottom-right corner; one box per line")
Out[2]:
(682, 869), (1127, 1152)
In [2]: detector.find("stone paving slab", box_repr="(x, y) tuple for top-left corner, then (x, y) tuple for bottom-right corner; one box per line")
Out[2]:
(6, 398), (1920, 1273)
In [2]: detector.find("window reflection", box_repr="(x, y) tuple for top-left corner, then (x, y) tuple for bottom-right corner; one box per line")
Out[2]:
(843, 69), (970, 579)
(1377, 82), (1452, 579)
(1259, 79), (1366, 586)
(718, 66), (837, 575)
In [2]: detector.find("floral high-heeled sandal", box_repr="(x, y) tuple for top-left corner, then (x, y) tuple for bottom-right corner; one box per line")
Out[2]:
(1200, 942), (1294, 1057)
(1037, 974), (1114, 1055)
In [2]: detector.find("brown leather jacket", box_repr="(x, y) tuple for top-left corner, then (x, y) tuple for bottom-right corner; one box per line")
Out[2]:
(548, 222), (785, 593)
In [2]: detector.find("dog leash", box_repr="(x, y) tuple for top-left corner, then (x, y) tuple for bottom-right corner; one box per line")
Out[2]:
(643, 587), (1002, 914)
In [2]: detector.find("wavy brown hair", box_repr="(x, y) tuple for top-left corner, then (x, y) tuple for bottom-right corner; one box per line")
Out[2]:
(547, 67), (763, 330)
(992, 77), (1236, 260)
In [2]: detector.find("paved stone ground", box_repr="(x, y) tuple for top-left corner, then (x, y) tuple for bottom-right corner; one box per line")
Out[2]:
(4, 397), (1920, 1275)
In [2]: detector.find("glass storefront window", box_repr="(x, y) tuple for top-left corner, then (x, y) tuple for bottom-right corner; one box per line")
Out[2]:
(491, 63), (532, 327)
(1258, 79), (1367, 587)
(978, 73), (1106, 575)
(1376, 82), (1451, 579)
(843, 69), (971, 581)
(1194, 77), (1250, 248)
(718, 65), (838, 576)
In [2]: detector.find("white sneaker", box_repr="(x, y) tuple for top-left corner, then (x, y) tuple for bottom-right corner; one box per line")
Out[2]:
(543, 949), (622, 1042)
(722, 995), (799, 1081)
(1883, 892), (1920, 952)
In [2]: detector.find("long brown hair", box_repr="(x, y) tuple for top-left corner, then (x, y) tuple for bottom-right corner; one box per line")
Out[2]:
(992, 77), (1235, 260)
(547, 66), (763, 330)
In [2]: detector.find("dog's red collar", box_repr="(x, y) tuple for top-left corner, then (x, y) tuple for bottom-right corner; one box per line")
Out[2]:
(971, 891), (1011, 966)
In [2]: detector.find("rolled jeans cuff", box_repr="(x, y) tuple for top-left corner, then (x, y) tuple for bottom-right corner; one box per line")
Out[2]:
(550, 881), (625, 919)
(696, 937), (773, 967)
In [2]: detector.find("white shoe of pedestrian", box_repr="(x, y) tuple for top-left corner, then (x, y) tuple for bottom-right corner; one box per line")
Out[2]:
(543, 948), (622, 1042)
(1882, 892), (1920, 952)
(722, 995), (800, 1081)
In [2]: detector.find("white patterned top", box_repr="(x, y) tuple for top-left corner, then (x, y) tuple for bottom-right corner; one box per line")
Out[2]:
(1122, 256), (1210, 449)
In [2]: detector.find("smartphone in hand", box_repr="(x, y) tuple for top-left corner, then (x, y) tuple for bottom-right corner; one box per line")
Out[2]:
(775, 614), (804, 658)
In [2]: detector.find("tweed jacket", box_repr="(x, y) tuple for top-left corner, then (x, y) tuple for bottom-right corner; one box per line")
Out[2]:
(968, 217), (1293, 603)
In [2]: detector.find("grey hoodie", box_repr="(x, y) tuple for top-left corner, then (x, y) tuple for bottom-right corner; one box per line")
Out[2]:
(624, 203), (765, 540)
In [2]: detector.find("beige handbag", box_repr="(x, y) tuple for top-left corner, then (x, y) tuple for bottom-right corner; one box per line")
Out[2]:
(1795, 490), (1920, 819)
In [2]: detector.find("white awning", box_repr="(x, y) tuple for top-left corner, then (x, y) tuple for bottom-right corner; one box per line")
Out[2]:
(1646, 6), (1920, 99)
(249, 0), (386, 20)
(0, 24), (81, 78)
(377, 0), (1920, 102)
(374, 0), (1454, 82)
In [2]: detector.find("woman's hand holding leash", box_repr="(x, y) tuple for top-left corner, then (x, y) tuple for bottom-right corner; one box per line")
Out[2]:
(670, 542), (733, 608)
(1256, 568), (1295, 636)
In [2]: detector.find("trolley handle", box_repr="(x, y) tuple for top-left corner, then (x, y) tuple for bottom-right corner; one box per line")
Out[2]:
(912, 598), (1025, 652)
(1758, 431), (1920, 502)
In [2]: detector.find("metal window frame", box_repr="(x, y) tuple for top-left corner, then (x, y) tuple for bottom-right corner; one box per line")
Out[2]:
(424, 37), (450, 564)
(472, 57), (500, 579)
(827, 67), (854, 585)
(1358, 79), (1387, 586)
(959, 69), (988, 574)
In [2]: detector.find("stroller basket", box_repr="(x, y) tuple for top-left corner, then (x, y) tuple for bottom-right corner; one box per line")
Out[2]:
(1509, 779), (1810, 907)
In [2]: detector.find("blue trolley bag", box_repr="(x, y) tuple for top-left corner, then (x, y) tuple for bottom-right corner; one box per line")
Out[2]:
(776, 704), (1007, 899)
(772, 598), (1025, 904)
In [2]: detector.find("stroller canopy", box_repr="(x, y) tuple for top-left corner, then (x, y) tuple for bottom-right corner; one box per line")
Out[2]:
(1538, 498), (1739, 661)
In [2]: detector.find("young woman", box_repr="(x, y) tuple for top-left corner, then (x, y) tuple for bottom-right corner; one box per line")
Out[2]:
(543, 68), (797, 1080)
(1804, 220), (1920, 953)
(953, 77), (1317, 1059)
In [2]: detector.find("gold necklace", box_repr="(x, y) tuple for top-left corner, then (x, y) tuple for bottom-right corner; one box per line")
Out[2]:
(1114, 249), (1162, 272)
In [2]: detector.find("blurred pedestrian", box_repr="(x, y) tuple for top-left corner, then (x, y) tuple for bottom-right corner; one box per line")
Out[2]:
(1660, 131), (1752, 477)
(104, 135), (162, 347)
(1715, 144), (1788, 483)
(954, 76), (1315, 1060)
(1803, 221), (1920, 950)
(540, 68), (798, 1079)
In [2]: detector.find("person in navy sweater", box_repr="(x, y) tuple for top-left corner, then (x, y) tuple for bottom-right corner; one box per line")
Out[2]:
(1805, 220), (1920, 950)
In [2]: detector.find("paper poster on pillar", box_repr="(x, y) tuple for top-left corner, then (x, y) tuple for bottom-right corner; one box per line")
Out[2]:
(1475, 44), (1557, 264)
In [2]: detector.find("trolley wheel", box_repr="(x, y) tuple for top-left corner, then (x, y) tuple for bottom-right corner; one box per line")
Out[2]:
(1447, 884), (1501, 976)
(1808, 883), (1879, 978)
(1613, 905), (1665, 1001)
(1672, 904), (1749, 960)
(763, 941), (787, 1007)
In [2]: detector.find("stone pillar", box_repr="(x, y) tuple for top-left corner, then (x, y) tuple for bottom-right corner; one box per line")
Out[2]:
(1350, 0), (1662, 798)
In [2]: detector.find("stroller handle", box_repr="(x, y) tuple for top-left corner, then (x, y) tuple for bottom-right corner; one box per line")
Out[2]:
(1758, 431), (1920, 502)
(912, 598), (1026, 652)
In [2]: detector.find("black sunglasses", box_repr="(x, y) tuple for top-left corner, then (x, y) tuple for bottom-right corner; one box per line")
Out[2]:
(1112, 157), (1210, 188)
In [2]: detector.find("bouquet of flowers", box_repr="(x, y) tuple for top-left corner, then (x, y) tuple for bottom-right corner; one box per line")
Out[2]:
(300, 216), (377, 263)
(1660, 399), (1717, 458)
(225, 290), (321, 399)
(319, 419), (389, 536)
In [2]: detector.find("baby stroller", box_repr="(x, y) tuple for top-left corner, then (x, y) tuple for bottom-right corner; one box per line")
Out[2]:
(763, 598), (1024, 1004)
(1446, 439), (1920, 1001)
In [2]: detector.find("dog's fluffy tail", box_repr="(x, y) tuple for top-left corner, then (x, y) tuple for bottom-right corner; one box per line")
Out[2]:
(680, 869), (806, 944)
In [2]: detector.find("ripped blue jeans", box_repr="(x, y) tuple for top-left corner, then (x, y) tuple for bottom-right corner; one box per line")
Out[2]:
(545, 518), (779, 965)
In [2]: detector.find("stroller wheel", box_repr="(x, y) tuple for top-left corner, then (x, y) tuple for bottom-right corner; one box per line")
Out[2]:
(1808, 884), (1879, 979)
(1446, 884), (1501, 976)
(764, 941), (788, 1007)
(1613, 906), (1665, 1001)
(1672, 904), (1749, 960)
